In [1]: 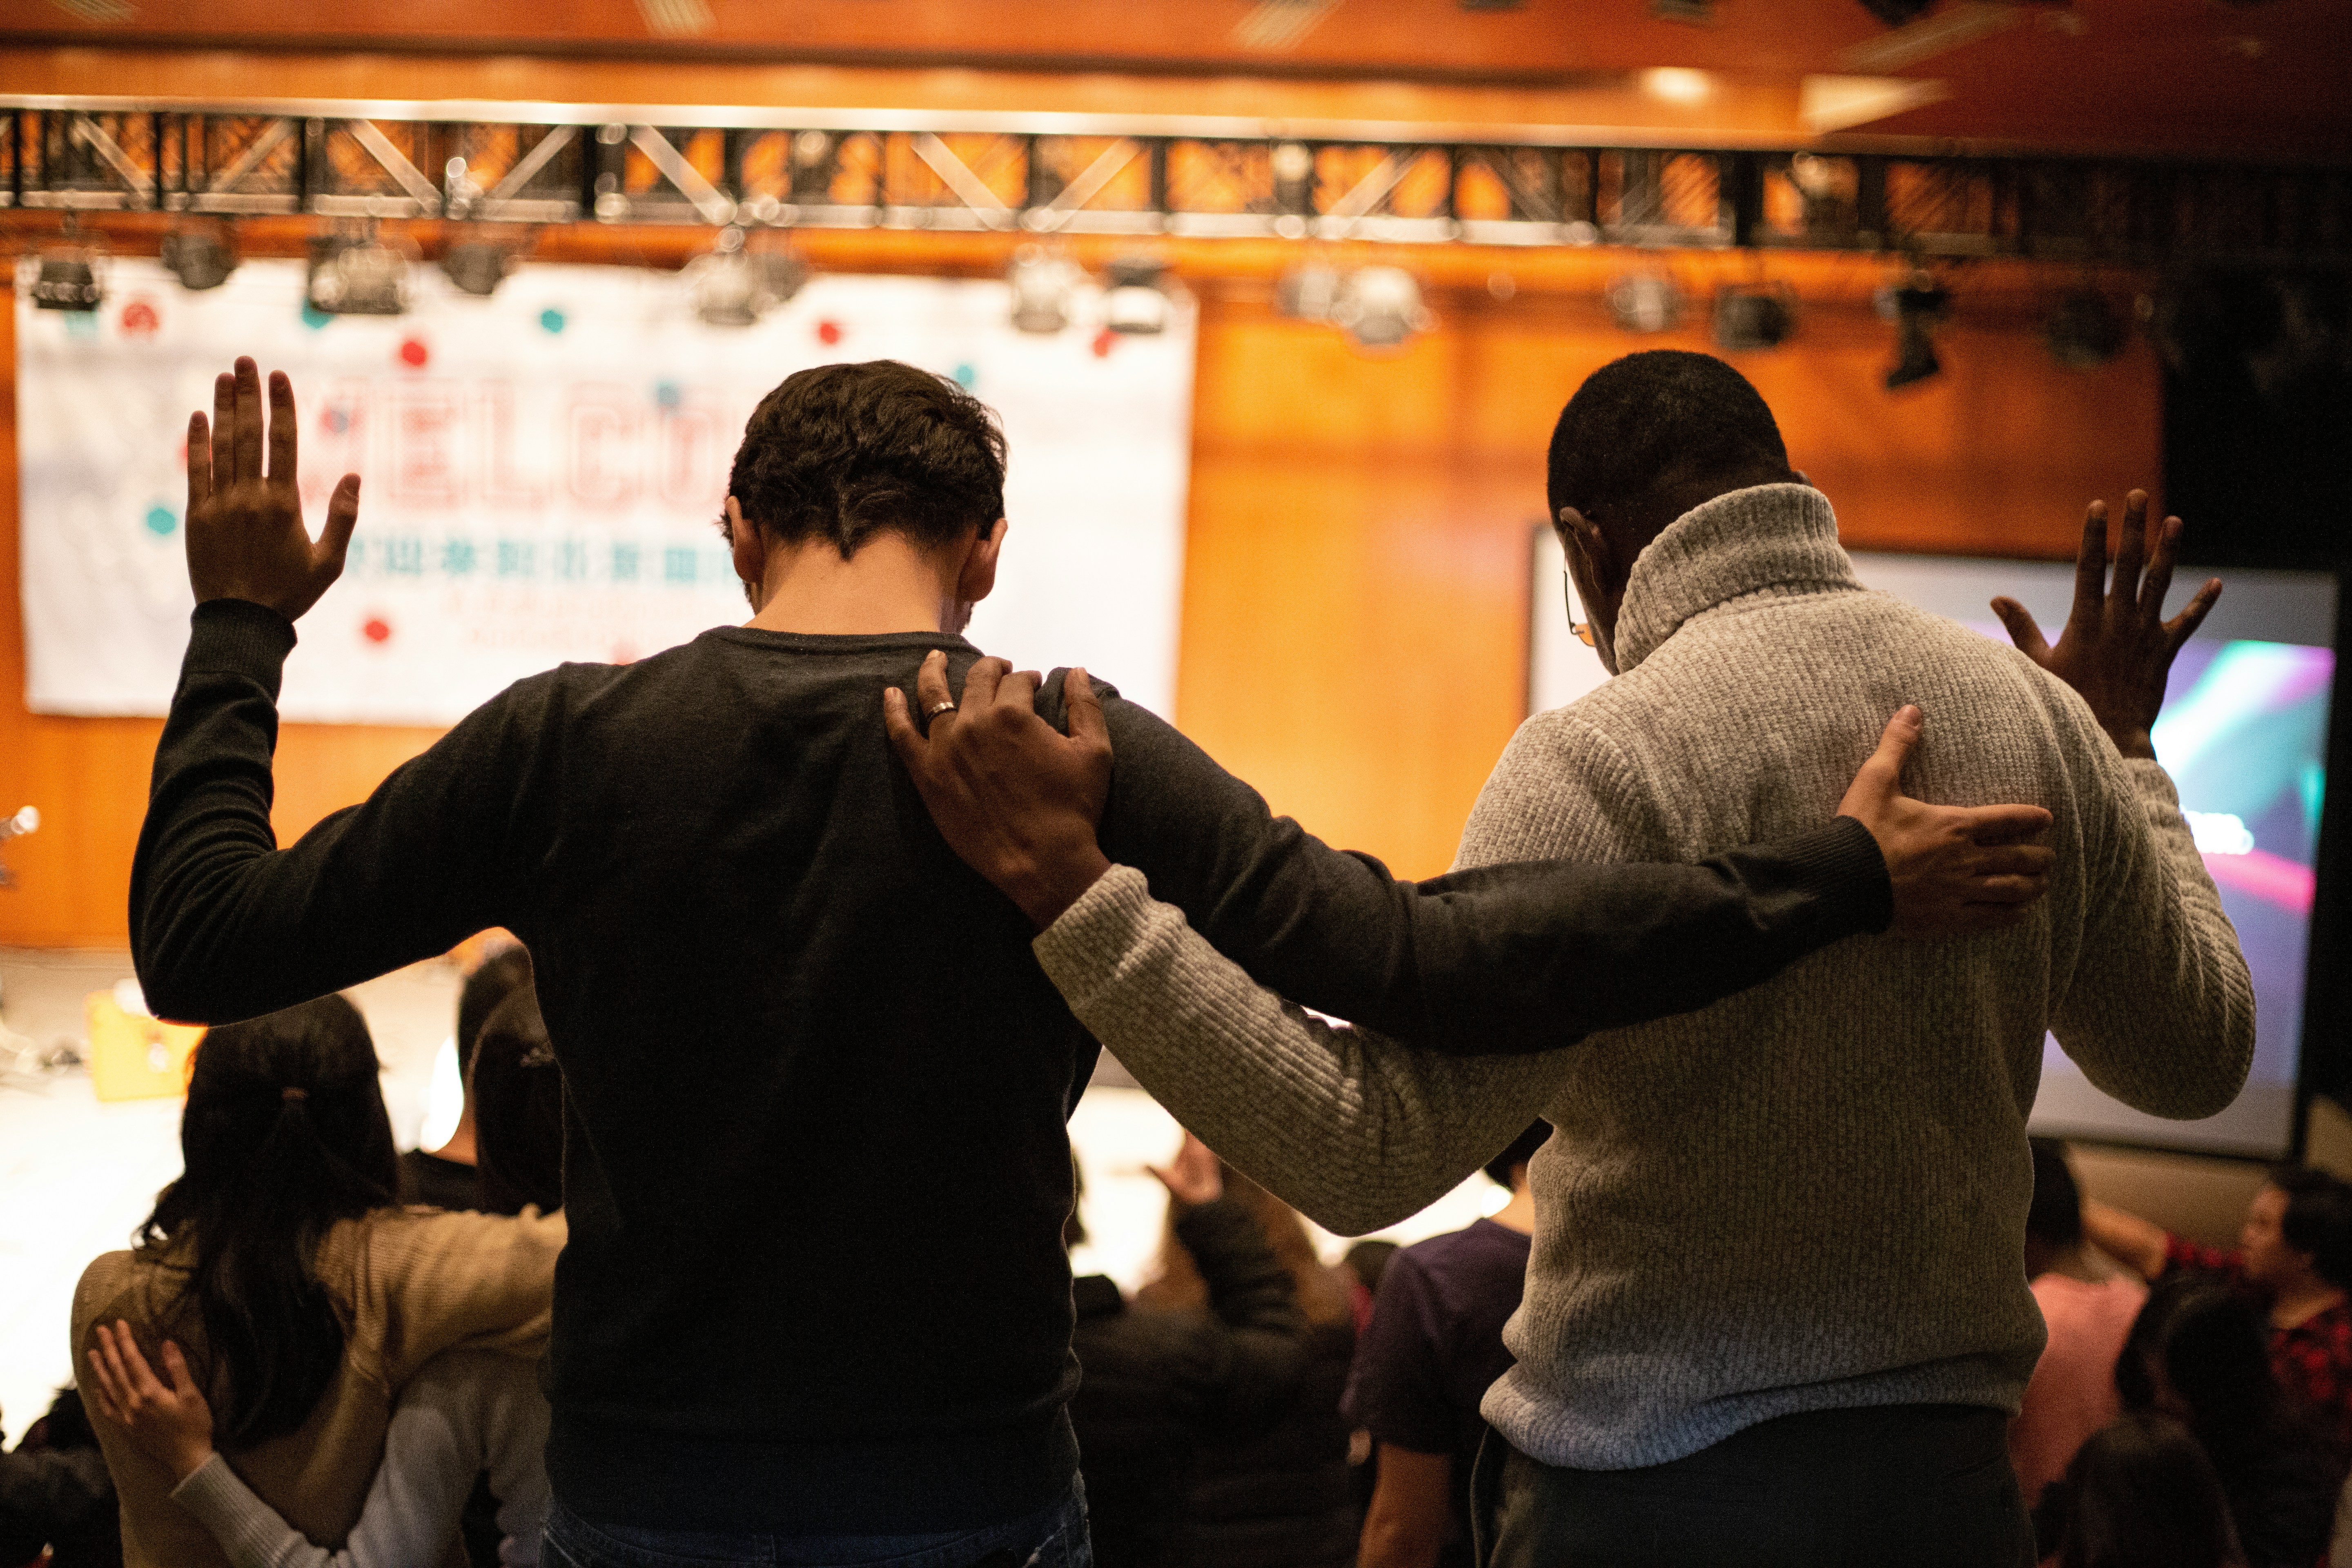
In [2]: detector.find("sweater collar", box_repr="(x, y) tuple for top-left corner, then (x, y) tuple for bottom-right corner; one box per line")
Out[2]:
(1611, 483), (1859, 673)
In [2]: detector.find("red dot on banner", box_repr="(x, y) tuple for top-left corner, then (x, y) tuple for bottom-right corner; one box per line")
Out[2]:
(815, 320), (843, 347)
(361, 617), (393, 645)
(120, 299), (160, 336)
(610, 643), (638, 666)
(1091, 328), (1117, 358)
(397, 338), (429, 368)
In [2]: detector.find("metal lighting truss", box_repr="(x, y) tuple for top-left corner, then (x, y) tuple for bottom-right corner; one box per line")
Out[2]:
(2, 95), (2348, 265)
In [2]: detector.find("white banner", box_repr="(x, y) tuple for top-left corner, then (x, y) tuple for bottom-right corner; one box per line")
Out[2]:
(18, 259), (1194, 724)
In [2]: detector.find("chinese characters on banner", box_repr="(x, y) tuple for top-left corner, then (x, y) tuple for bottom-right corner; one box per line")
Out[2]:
(18, 260), (1195, 724)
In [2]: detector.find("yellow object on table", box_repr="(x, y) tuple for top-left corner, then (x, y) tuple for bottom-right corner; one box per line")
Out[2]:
(86, 990), (205, 1102)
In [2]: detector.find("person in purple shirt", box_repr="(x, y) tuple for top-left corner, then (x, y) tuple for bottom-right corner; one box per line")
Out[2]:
(1344, 1122), (1549, 1568)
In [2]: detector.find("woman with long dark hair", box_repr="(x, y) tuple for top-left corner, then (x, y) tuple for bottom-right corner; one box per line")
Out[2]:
(2052, 1412), (2245, 1568)
(71, 995), (564, 1568)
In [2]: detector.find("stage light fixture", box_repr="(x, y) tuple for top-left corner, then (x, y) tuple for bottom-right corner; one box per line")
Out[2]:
(1858, 0), (1934, 23)
(1606, 270), (1683, 333)
(1331, 266), (1434, 350)
(1007, 244), (1082, 335)
(2045, 286), (2125, 370)
(1882, 273), (1950, 390)
(684, 226), (810, 327)
(1102, 257), (1176, 336)
(1275, 261), (1343, 323)
(441, 241), (516, 298)
(1712, 283), (1797, 352)
(160, 225), (237, 292)
(29, 247), (103, 312)
(307, 227), (415, 316)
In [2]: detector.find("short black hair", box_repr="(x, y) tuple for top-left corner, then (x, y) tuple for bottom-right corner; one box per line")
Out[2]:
(1546, 350), (1792, 522)
(726, 360), (1007, 557)
(2270, 1165), (2352, 1288)
(2027, 1138), (2085, 1247)
(1485, 1120), (1551, 1191)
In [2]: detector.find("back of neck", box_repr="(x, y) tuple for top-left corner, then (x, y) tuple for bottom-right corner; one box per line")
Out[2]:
(746, 534), (958, 636)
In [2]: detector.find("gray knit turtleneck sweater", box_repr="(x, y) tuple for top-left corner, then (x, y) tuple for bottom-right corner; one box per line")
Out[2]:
(1032, 482), (2253, 1471)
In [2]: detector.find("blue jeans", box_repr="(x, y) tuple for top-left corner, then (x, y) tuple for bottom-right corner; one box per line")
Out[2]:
(541, 1475), (1091, 1568)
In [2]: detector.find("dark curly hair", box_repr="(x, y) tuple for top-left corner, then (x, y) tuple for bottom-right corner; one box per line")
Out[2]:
(725, 360), (1007, 557)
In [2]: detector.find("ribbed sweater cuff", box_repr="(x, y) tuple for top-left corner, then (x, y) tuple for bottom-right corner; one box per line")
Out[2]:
(1811, 815), (1897, 935)
(187, 599), (298, 693)
(1033, 863), (1156, 1005)
(170, 1452), (277, 1567)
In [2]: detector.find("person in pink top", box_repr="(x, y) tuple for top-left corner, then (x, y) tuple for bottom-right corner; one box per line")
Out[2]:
(2012, 1140), (2148, 1521)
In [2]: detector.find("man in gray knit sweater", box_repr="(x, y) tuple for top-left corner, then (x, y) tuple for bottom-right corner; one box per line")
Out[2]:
(895, 352), (2254, 1565)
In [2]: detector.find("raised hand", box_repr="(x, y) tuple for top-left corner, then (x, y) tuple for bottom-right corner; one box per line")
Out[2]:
(1836, 706), (2058, 937)
(185, 356), (361, 621)
(1149, 1131), (1225, 1208)
(1990, 491), (2221, 760)
(85, 1319), (216, 1483)
(884, 651), (1113, 931)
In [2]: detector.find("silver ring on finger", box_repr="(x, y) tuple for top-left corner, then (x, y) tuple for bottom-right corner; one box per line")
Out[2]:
(927, 700), (957, 718)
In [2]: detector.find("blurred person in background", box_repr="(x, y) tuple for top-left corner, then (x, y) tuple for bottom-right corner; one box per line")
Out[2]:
(401, 946), (535, 1211)
(2109, 1275), (2341, 1568)
(1345, 1120), (1548, 1568)
(468, 985), (563, 1218)
(2048, 1412), (2245, 1568)
(1142, 1167), (1360, 1568)
(71, 995), (563, 1568)
(1066, 1133), (1310, 1568)
(2085, 1167), (2352, 1449)
(0, 1388), (119, 1568)
(2013, 1139), (2147, 1521)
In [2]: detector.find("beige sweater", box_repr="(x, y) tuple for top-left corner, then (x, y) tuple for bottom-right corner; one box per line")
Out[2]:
(74, 1205), (564, 1568)
(1034, 483), (2253, 1471)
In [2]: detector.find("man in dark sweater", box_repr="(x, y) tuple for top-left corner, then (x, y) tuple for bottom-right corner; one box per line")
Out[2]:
(132, 356), (2053, 1563)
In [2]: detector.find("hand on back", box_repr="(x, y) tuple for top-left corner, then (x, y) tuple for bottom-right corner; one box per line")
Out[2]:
(185, 356), (361, 621)
(85, 1319), (216, 1484)
(1837, 706), (2057, 937)
(1991, 490), (2221, 761)
(884, 651), (1114, 932)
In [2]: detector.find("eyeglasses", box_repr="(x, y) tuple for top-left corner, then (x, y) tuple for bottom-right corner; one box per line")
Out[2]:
(1561, 569), (1596, 648)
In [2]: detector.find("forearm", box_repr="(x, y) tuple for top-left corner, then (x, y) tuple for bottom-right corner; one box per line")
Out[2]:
(172, 1456), (370, 1568)
(1357, 1447), (1452, 1568)
(2082, 1200), (2170, 1280)
(1085, 690), (1889, 1056)
(1035, 866), (1556, 1234)
(1176, 1198), (1307, 1336)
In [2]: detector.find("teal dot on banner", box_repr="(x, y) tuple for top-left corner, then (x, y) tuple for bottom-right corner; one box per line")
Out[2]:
(301, 301), (333, 330)
(952, 362), (978, 389)
(145, 505), (178, 538)
(540, 308), (566, 334)
(63, 312), (98, 339)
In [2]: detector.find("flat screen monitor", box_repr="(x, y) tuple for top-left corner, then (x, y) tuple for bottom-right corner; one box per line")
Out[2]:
(1529, 526), (2338, 1158)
